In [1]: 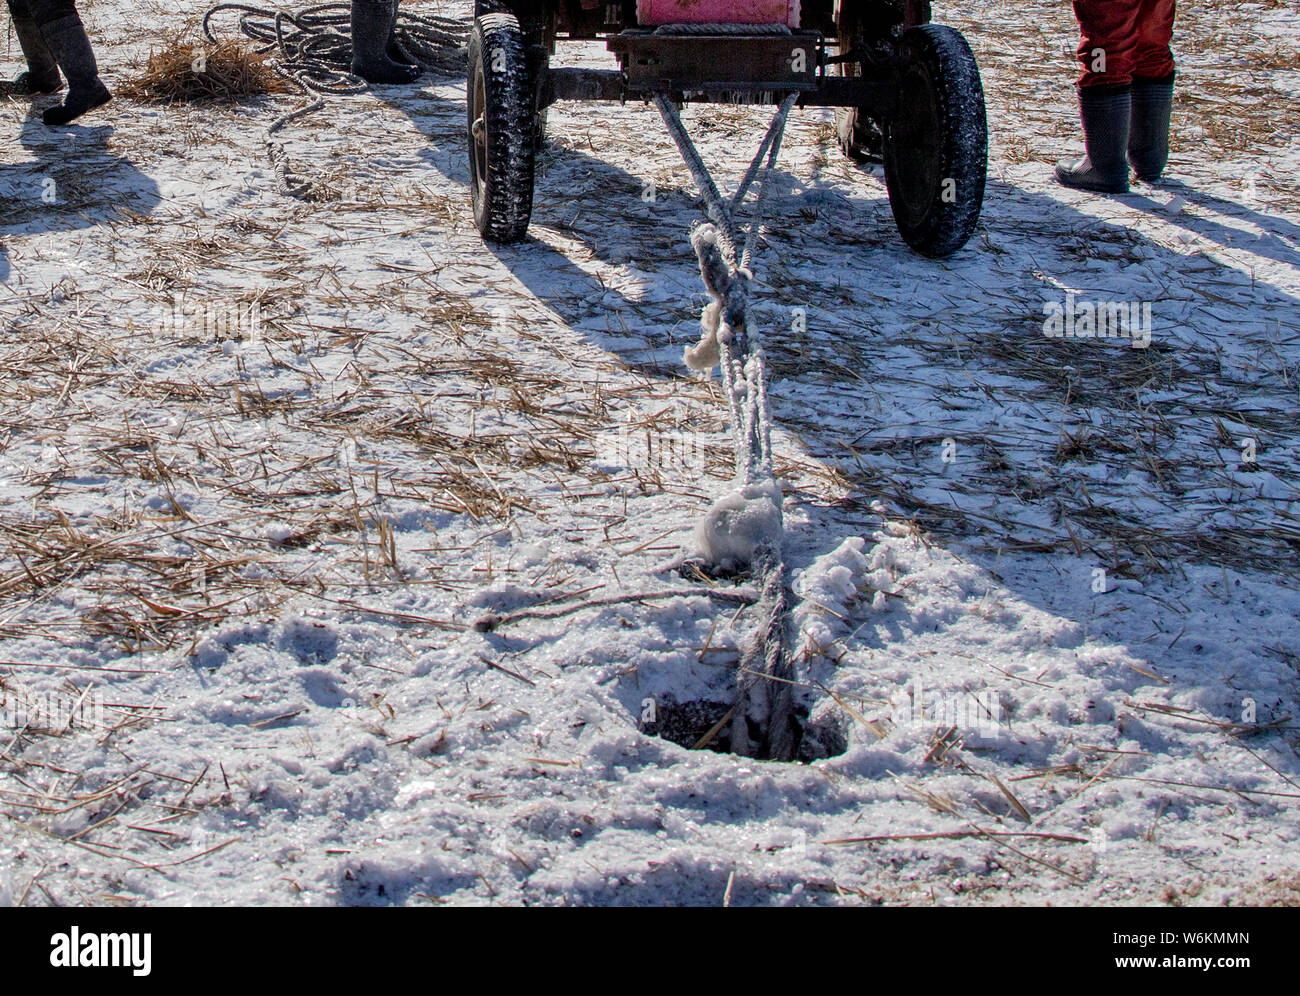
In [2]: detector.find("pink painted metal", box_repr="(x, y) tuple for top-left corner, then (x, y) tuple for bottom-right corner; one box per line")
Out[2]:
(635, 0), (801, 28)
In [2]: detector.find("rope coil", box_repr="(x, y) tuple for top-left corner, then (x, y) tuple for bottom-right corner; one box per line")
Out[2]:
(202, 2), (467, 198)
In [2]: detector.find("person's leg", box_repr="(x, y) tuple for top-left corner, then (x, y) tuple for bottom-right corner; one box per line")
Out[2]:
(1129, 0), (1176, 181)
(384, 0), (418, 68)
(351, 0), (419, 84)
(2, 0), (62, 95)
(1133, 0), (1176, 81)
(28, 0), (110, 124)
(1074, 0), (1140, 89)
(1056, 0), (1140, 192)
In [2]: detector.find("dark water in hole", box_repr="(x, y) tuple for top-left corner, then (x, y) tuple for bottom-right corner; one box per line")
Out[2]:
(644, 695), (848, 762)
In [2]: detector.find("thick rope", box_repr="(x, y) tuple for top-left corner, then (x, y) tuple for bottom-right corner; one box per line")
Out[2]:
(654, 92), (800, 760)
(203, 3), (467, 199)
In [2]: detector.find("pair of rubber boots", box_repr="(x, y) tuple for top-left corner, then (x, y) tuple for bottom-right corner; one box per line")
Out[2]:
(2, 7), (110, 125)
(1055, 76), (1175, 193)
(351, 0), (421, 85)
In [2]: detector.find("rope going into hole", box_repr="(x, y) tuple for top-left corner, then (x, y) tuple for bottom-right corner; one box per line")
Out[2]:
(655, 91), (801, 760)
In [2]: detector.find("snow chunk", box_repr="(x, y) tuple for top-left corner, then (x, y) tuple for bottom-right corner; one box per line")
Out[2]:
(516, 541), (549, 566)
(793, 536), (899, 651)
(694, 478), (783, 568)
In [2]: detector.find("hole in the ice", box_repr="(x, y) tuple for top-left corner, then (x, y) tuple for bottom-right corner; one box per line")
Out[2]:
(643, 695), (849, 762)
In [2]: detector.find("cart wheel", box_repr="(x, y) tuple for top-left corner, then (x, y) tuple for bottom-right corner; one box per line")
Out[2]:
(467, 12), (536, 244)
(882, 24), (986, 258)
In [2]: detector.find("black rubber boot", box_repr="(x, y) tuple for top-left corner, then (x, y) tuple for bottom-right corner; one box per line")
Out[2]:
(36, 13), (110, 125)
(384, 0), (419, 69)
(1055, 85), (1131, 194)
(351, 0), (419, 84)
(1129, 73), (1174, 183)
(1, 6), (62, 96)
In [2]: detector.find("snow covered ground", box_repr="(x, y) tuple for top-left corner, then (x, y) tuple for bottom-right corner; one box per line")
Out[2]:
(0, 0), (1297, 906)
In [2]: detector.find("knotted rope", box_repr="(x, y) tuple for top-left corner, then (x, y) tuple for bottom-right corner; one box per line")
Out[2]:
(655, 91), (800, 759)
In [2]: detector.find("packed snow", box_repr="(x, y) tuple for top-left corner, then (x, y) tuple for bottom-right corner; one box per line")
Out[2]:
(0, 0), (1297, 905)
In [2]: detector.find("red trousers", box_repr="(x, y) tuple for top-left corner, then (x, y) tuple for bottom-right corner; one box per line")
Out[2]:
(1073, 0), (1176, 87)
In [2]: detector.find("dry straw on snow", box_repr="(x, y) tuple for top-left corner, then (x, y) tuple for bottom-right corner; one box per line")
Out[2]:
(119, 37), (287, 104)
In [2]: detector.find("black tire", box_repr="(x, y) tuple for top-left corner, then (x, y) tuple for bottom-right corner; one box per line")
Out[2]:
(467, 13), (536, 244)
(881, 24), (987, 258)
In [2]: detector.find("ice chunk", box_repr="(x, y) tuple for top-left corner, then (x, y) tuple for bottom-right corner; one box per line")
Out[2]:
(694, 478), (783, 568)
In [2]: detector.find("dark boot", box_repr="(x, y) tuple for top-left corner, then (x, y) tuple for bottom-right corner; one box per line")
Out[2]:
(36, 13), (110, 125)
(1, 6), (62, 96)
(1129, 73), (1174, 183)
(384, 0), (418, 69)
(1055, 85), (1131, 194)
(351, 0), (419, 84)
